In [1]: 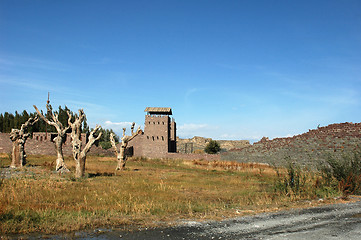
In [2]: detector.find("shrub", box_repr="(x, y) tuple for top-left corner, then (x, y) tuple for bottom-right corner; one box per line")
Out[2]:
(204, 140), (221, 154)
(99, 141), (112, 150)
(320, 149), (361, 196)
(274, 160), (306, 196)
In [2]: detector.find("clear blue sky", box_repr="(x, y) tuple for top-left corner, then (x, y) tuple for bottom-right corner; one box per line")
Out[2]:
(1, 0), (360, 141)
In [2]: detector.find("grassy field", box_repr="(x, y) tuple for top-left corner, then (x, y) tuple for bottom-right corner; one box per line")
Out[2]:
(0, 153), (342, 234)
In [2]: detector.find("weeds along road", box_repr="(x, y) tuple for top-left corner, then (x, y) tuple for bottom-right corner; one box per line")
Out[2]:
(9, 198), (361, 239)
(72, 199), (361, 240)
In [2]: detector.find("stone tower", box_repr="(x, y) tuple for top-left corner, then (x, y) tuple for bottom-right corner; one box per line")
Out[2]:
(129, 107), (177, 157)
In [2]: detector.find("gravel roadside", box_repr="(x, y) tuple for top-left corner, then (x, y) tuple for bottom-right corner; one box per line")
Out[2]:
(10, 197), (359, 240)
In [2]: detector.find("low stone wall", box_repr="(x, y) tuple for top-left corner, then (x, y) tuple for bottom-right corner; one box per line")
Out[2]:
(177, 136), (250, 153)
(164, 152), (220, 161)
(0, 132), (12, 154)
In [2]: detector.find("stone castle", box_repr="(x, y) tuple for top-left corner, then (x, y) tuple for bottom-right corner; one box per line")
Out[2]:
(0, 107), (220, 161)
(128, 107), (177, 158)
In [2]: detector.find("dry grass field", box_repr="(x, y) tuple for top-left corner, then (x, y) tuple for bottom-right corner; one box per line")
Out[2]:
(0, 154), (342, 234)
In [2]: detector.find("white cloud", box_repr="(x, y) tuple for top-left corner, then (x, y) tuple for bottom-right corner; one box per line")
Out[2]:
(104, 120), (132, 128)
(103, 121), (142, 135)
(65, 100), (105, 111)
(177, 123), (219, 139)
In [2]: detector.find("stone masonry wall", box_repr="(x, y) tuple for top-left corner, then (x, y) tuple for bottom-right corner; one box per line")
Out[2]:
(0, 132), (111, 156)
(177, 136), (250, 153)
(221, 122), (361, 168)
(165, 152), (220, 161)
(143, 115), (170, 156)
(0, 132), (12, 154)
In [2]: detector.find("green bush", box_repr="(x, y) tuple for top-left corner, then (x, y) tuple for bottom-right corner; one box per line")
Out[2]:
(274, 160), (306, 195)
(204, 140), (221, 154)
(99, 141), (112, 150)
(320, 149), (361, 196)
(272, 158), (340, 199)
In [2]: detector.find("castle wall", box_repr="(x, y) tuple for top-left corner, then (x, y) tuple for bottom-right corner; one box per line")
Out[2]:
(0, 132), (109, 156)
(141, 115), (171, 156)
(127, 134), (144, 157)
(0, 132), (12, 153)
(164, 152), (220, 161)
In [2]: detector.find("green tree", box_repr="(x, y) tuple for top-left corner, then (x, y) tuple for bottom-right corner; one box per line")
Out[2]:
(0, 113), (3, 132)
(97, 128), (119, 149)
(14, 111), (20, 129)
(204, 140), (221, 154)
(3, 112), (14, 132)
(82, 116), (90, 134)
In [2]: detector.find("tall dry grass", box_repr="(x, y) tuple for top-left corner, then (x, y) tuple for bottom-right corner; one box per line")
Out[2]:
(0, 155), (341, 234)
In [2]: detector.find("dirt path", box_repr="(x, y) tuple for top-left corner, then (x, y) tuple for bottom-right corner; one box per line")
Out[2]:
(8, 199), (361, 239)
(89, 199), (361, 240)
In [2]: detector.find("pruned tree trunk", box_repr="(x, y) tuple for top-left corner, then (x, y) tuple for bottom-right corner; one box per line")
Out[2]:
(110, 122), (142, 171)
(11, 142), (21, 168)
(67, 109), (102, 178)
(54, 136), (67, 171)
(34, 104), (70, 172)
(9, 116), (38, 168)
(75, 153), (86, 178)
(117, 144), (126, 170)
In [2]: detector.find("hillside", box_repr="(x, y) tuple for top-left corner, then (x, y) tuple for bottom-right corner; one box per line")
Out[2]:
(222, 122), (361, 167)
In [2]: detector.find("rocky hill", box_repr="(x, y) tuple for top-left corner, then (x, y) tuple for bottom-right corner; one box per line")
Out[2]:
(221, 122), (361, 168)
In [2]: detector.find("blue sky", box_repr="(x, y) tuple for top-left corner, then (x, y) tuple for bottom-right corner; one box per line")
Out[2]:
(1, 0), (360, 141)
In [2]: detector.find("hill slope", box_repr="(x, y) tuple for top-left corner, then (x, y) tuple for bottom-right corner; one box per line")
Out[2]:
(222, 122), (361, 167)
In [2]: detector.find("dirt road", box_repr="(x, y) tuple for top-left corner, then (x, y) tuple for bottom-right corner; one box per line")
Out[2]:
(90, 199), (361, 240)
(9, 199), (361, 239)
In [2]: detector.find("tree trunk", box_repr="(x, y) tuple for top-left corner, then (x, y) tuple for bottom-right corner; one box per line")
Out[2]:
(19, 139), (26, 166)
(10, 141), (21, 168)
(10, 140), (26, 168)
(54, 136), (69, 172)
(75, 154), (86, 178)
(116, 145), (126, 170)
(72, 138), (82, 176)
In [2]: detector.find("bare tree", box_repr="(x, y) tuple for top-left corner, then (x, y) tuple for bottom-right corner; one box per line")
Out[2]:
(67, 109), (102, 178)
(33, 104), (70, 172)
(110, 122), (142, 171)
(9, 116), (38, 168)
